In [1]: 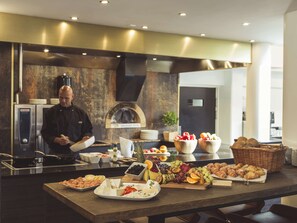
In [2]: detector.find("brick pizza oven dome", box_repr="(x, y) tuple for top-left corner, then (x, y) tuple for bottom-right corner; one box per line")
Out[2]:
(105, 103), (146, 128)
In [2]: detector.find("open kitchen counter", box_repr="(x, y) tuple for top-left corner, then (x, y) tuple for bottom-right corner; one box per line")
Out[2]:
(0, 146), (233, 223)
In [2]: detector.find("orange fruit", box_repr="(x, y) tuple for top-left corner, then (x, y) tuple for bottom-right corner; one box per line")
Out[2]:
(190, 173), (200, 180)
(144, 160), (153, 170)
(159, 156), (168, 162)
(159, 145), (168, 153)
(186, 177), (198, 184)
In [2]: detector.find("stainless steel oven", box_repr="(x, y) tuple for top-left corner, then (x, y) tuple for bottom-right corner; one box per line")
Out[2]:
(14, 104), (53, 156)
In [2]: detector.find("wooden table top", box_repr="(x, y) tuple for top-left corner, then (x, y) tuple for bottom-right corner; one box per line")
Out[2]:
(43, 165), (297, 223)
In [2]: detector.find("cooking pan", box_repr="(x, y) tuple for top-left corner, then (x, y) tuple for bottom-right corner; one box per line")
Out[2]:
(0, 153), (36, 168)
(35, 151), (76, 166)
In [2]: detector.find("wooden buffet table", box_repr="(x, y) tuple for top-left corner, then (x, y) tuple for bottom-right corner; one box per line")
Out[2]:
(43, 165), (297, 223)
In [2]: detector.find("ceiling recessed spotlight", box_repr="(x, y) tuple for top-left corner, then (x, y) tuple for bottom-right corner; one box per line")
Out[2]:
(71, 16), (78, 21)
(129, 24), (136, 27)
(250, 40), (255, 43)
(152, 57), (157, 61)
(44, 48), (49, 53)
(242, 22), (250, 26)
(82, 52), (87, 56)
(100, 0), (109, 4)
(142, 25), (148, 29)
(200, 33), (206, 37)
(116, 55), (121, 58)
(179, 12), (187, 17)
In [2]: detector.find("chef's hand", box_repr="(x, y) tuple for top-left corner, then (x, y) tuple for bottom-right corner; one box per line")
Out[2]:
(54, 135), (70, 145)
(82, 136), (90, 141)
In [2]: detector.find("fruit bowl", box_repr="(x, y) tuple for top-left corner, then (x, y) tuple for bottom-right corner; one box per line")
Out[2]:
(198, 138), (221, 153)
(174, 140), (198, 154)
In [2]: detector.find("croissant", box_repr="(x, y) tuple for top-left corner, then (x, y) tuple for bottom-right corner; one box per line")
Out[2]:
(215, 170), (227, 178)
(244, 171), (260, 180)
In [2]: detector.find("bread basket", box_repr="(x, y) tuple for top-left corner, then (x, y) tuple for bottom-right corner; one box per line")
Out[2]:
(231, 144), (287, 173)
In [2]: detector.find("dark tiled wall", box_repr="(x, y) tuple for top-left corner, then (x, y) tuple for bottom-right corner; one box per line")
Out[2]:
(19, 65), (178, 143)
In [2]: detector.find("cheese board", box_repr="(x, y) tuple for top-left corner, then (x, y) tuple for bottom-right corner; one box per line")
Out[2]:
(122, 175), (210, 190)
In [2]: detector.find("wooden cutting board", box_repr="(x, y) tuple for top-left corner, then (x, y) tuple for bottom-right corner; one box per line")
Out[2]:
(160, 182), (210, 190)
(121, 175), (210, 190)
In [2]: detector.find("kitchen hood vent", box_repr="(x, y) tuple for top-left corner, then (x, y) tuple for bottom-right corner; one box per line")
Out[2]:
(116, 57), (147, 101)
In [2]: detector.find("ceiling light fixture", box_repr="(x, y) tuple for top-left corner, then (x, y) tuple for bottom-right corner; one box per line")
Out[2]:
(250, 40), (255, 43)
(200, 33), (206, 37)
(100, 0), (109, 4)
(82, 52), (87, 56)
(116, 55), (121, 58)
(71, 16), (78, 21)
(152, 57), (157, 61)
(44, 48), (49, 53)
(129, 24), (136, 27)
(179, 12), (187, 17)
(142, 25), (148, 29)
(242, 22), (250, 26)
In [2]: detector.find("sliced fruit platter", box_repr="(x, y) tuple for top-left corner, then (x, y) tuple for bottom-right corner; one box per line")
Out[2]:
(94, 179), (160, 201)
(60, 174), (106, 191)
(205, 162), (267, 183)
(137, 159), (213, 190)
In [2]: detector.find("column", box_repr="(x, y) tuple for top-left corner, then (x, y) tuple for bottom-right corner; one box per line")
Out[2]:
(245, 43), (271, 141)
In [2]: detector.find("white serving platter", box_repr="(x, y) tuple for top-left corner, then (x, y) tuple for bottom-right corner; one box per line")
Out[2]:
(212, 169), (267, 183)
(94, 179), (160, 201)
(143, 152), (171, 156)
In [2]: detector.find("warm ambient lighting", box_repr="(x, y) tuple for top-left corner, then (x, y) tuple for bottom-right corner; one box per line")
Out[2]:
(100, 0), (109, 4)
(44, 48), (49, 53)
(71, 16), (78, 21)
(179, 12), (187, 17)
(142, 25), (148, 29)
(242, 22), (250, 26)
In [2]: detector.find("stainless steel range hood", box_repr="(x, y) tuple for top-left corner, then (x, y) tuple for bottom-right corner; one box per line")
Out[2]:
(116, 57), (147, 102)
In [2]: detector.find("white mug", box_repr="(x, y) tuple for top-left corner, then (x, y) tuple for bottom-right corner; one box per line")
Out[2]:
(291, 148), (297, 167)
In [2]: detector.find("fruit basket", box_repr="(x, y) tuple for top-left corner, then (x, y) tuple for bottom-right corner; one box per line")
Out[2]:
(231, 144), (287, 173)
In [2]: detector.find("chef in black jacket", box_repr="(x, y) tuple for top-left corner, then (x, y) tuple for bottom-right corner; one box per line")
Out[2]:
(41, 85), (93, 154)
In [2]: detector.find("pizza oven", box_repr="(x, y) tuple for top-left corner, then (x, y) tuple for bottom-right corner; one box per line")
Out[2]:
(105, 103), (146, 128)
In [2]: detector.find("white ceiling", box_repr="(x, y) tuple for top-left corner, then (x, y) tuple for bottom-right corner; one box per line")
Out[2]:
(0, 0), (293, 45)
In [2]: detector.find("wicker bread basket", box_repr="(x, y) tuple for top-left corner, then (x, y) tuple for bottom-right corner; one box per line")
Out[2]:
(231, 144), (287, 173)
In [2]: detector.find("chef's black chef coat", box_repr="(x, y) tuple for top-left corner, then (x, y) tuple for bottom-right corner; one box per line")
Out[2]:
(41, 104), (93, 154)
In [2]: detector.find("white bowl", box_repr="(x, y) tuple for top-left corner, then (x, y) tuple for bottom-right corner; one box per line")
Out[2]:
(125, 162), (147, 180)
(198, 138), (221, 153)
(174, 140), (198, 154)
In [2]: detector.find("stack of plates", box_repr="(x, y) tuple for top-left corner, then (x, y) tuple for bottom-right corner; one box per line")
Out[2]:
(50, 98), (59, 105)
(140, 130), (159, 140)
(29, 99), (47, 104)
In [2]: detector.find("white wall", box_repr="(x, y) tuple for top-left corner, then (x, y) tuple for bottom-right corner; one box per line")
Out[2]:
(180, 66), (283, 146)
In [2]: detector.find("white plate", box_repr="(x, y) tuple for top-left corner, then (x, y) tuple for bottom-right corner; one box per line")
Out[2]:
(94, 180), (160, 201)
(63, 184), (98, 192)
(70, 136), (95, 152)
(212, 169), (267, 183)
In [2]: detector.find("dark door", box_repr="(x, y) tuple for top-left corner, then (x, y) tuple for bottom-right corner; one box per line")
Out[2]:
(179, 87), (216, 138)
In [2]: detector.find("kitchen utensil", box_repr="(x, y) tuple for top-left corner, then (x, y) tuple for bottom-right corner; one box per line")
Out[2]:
(70, 136), (95, 152)
(119, 137), (135, 158)
(35, 150), (75, 166)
